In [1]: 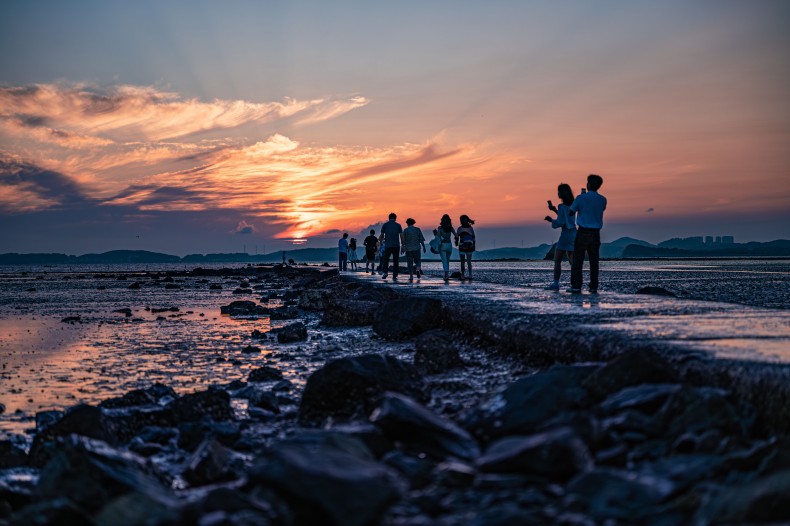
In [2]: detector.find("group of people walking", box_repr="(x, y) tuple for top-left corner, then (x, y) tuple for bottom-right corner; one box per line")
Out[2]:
(336, 173), (606, 292)
(338, 213), (477, 282)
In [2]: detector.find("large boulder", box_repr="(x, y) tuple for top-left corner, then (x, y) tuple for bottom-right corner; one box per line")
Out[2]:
(300, 354), (426, 424)
(463, 365), (597, 442)
(36, 435), (175, 515)
(182, 438), (237, 487)
(478, 427), (593, 481)
(370, 392), (479, 461)
(413, 329), (464, 373)
(99, 383), (176, 409)
(273, 322), (308, 343)
(582, 348), (680, 401)
(248, 365), (284, 382)
(249, 433), (403, 526)
(372, 297), (444, 340)
(0, 441), (28, 468)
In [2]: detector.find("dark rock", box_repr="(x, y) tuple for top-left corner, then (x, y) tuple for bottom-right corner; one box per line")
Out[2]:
(250, 329), (267, 340)
(60, 316), (81, 323)
(697, 468), (790, 523)
(564, 468), (675, 521)
(29, 404), (120, 466)
(327, 422), (393, 458)
(183, 438), (236, 487)
(537, 411), (602, 448)
(183, 487), (279, 524)
(171, 389), (233, 423)
(413, 329), (464, 373)
(582, 348), (680, 401)
(269, 306), (299, 320)
(164, 283), (180, 289)
(236, 386), (280, 414)
(209, 284), (222, 290)
(660, 386), (751, 438)
(0, 468), (36, 514)
(113, 308), (133, 317)
(135, 426), (178, 446)
(299, 289), (330, 310)
(0, 403), (4, 415)
(464, 365), (597, 442)
(248, 366), (283, 382)
(6, 498), (92, 526)
(37, 435), (173, 514)
(478, 427), (593, 481)
(241, 345), (261, 354)
(372, 297), (444, 340)
(601, 410), (662, 439)
(99, 383), (176, 409)
(178, 420), (241, 452)
(370, 392), (480, 461)
(322, 300), (379, 327)
(272, 380), (293, 392)
(599, 383), (683, 415)
(300, 354), (426, 424)
(642, 454), (726, 488)
(249, 434), (403, 526)
(128, 282), (142, 289)
(220, 300), (268, 316)
(636, 286), (676, 297)
(381, 450), (434, 489)
(273, 322), (308, 343)
(35, 410), (64, 432)
(150, 306), (179, 313)
(468, 504), (543, 526)
(0, 441), (27, 468)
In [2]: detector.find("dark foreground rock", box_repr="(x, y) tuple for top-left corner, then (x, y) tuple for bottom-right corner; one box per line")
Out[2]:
(220, 300), (268, 316)
(414, 329), (464, 373)
(300, 354), (427, 424)
(249, 433), (403, 526)
(636, 286), (676, 297)
(372, 297), (444, 340)
(273, 321), (308, 343)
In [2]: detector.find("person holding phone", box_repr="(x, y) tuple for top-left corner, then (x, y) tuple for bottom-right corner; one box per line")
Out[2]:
(544, 183), (576, 290)
(568, 174), (607, 293)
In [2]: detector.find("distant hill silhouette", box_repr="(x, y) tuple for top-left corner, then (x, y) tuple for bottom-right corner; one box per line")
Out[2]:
(1, 239), (788, 265)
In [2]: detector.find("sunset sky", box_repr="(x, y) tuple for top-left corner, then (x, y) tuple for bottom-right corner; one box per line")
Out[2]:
(1, 1), (788, 254)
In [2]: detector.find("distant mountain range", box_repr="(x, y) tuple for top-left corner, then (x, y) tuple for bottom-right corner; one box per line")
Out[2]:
(1, 238), (788, 265)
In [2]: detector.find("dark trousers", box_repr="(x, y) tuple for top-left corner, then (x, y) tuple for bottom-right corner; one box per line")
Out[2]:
(381, 247), (400, 277)
(338, 252), (347, 271)
(571, 228), (601, 290)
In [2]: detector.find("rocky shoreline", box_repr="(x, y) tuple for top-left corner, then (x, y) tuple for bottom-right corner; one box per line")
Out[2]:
(1, 265), (789, 525)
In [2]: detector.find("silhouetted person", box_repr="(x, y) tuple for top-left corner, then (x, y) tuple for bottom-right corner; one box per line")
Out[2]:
(569, 174), (607, 293)
(403, 218), (426, 282)
(379, 212), (404, 280)
(437, 214), (456, 282)
(456, 214), (476, 280)
(338, 233), (349, 272)
(544, 183), (576, 290)
(349, 237), (359, 271)
(363, 229), (378, 274)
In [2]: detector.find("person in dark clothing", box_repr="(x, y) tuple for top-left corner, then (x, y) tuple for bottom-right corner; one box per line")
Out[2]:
(379, 212), (404, 281)
(363, 229), (379, 274)
(568, 174), (607, 293)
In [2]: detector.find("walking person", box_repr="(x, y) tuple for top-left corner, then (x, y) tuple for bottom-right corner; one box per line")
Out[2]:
(544, 183), (576, 290)
(437, 214), (456, 282)
(338, 233), (349, 272)
(348, 237), (359, 271)
(456, 215), (476, 280)
(363, 229), (378, 274)
(568, 174), (607, 293)
(403, 218), (426, 282)
(379, 212), (404, 280)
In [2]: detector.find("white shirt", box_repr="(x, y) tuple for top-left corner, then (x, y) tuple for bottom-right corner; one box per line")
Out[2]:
(569, 191), (607, 229)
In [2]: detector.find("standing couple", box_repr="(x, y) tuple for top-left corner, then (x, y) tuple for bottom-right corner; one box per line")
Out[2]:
(376, 213), (426, 282)
(430, 214), (476, 282)
(544, 174), (607, 293)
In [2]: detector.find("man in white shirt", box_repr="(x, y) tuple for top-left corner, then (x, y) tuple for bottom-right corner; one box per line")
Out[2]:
(568, 174), (607, 293)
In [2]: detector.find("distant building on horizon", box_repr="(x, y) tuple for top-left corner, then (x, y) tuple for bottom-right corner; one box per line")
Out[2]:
(722, 235), (734, 244)
(705, 236), (714, 244)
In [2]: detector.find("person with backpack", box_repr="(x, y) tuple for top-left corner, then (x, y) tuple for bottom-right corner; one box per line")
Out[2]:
(437, 214), (456, 282)
(402, 218), (426, 282)
(456, 214), (476, 280)
(363, 229), (378, 275)
(379, 212), (404, 281)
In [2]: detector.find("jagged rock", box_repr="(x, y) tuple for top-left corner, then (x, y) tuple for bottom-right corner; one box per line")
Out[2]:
(328, 422), (393, 458)
(273, 322), (308, 343)
(60, 316), (81, 323)
(248, 365), (283, 382)
(582, 348), (680, 401)
(0, 441), (28, 468)
(381, 450), (435, 489)
(636, 286), (676, 297)
(0, 403), (4, 415)
(183, 438), (236, 487)
(209, 284), (222, 290)
(697, 468), (790, 523)
(478, 427), (593, 481)
(322, 300), (379, 327)
(300, 354), (426, 424)
(235, 385), (281, 414)
(134, 426), (178, 446)
(36, 435), (174, 514)
(299, 289), (330, 310)
(463, 365), (597, 442)
(6, 498), (92, 526)
(272, 379), (293, 392)
(468, 505), (543, 526)
(660, 386), (752, 438)
(599, 384), (683, 415)
(564, 468), (675, 521)
(0, 468), (35, 514)
(99, 383), (176, 409)
(29, 405), (121, 467)
(249, 434), (403, 526)
(128, 282), (142, 290)
(372, 297), (445, 340)
(269, 306), (299, 320)
(220, 300), (268, 316)
(413, 329), (464, 373)
(241, 345), (261, 354)
(35, 410), (64, 432)
(370, 392), (479, 461)
(250, 329), (267, 340)
(113, 308), (133, 317)
(171, 390), (233, 423)
(177, 420), (241, 452)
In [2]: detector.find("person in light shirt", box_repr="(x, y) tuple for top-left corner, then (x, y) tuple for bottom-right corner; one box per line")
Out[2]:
(568, 174), (607, 293)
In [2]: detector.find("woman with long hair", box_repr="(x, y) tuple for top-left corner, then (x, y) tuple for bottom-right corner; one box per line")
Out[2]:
(544, 183), (576, 290)
(437, 214), (456, 282)
(456, 214), (476, 280)
(348, 237), (359, 271)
